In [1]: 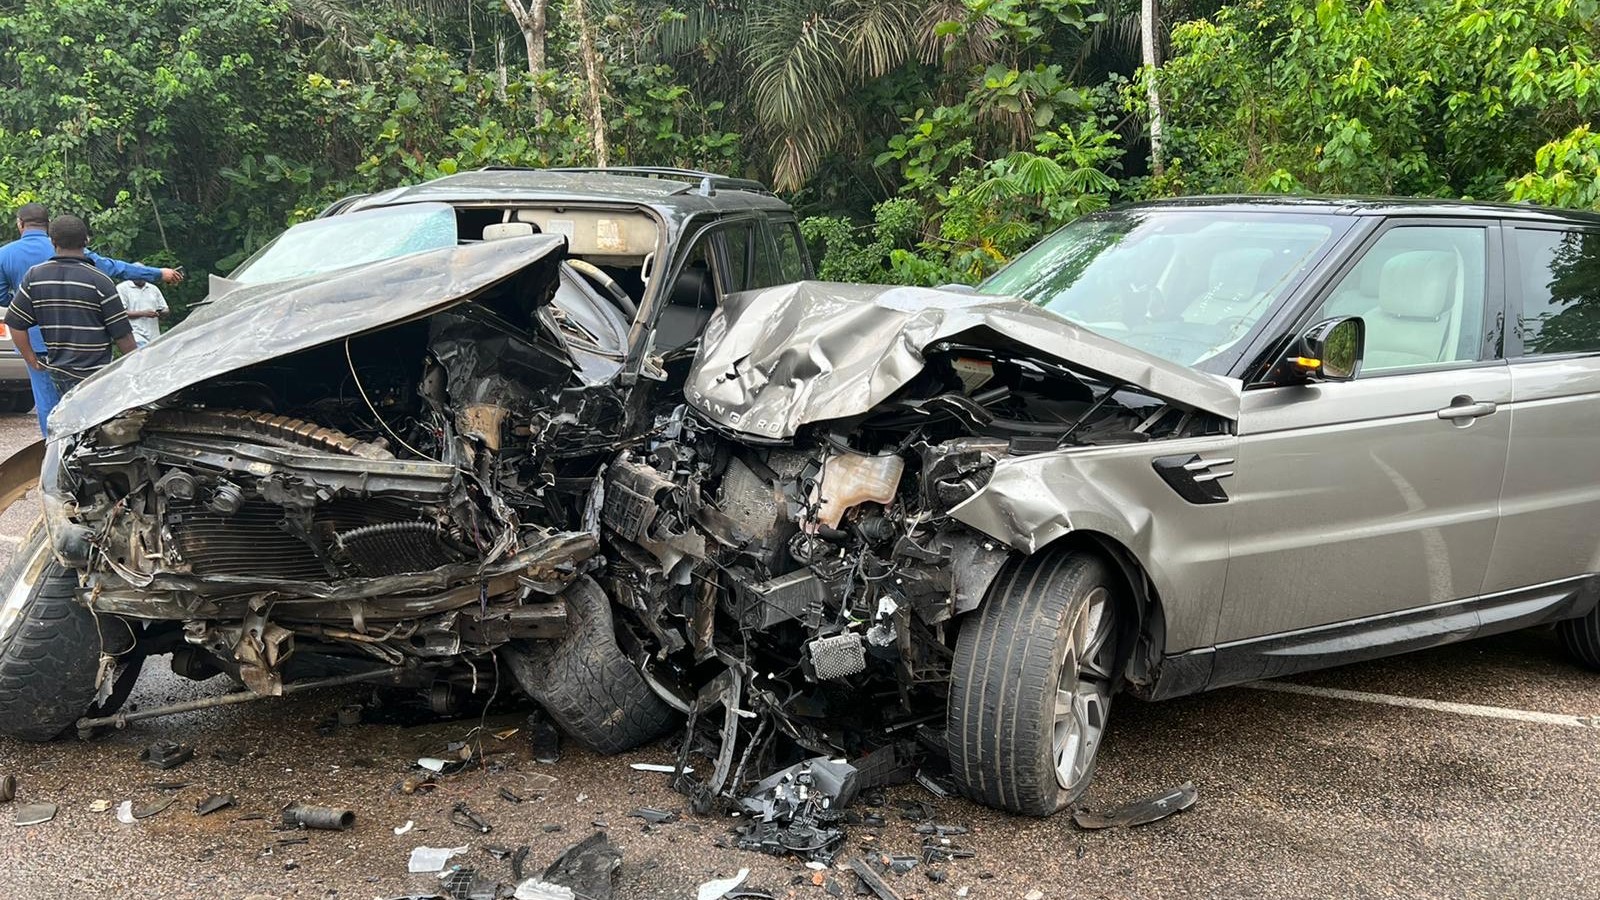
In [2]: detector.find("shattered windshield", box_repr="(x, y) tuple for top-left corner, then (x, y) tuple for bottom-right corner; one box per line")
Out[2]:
(980, 209), (1350, 373)
(229, 202), (458, 285)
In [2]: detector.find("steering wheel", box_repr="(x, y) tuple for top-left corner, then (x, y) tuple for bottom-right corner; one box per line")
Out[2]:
(567, 259), (638, 319)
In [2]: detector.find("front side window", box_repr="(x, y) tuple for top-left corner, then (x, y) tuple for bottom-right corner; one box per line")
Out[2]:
(1310, 225), (1489, 373)
(980, 210), (1349, 372)
(773, 222), (808, 282)
(1511, 227), (1600, 356)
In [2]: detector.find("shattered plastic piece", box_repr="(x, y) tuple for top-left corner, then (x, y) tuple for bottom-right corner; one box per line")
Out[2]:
(133, 796), (178, 820)
(88, 799), (112, 813)
(418, 757), (450, 773)
(528, 716), (562, 764)
(696, 868), (750, 900)
(282, 803), (356, 830)
(883, 855), (918, 875)
(0, 774), (14, 803)
(115, 801), (136, 824)
(196, 793), (236, 816)
(337, 704), (363, 726)
(395, 820), (416, 836)
(408, 845), (470, 873)
(1071, 782), (1197, 830)
(211, 749), (244, 766)
(511, 845), (531, 882)
(849, 858), (905, 900)
(913, 823), (969, 837)
(627, 807), (678, 825)
(13, 802), (57, 827)
(914, 770), (955, 799)
(139, 740), (194, 770)
(542, 831), (622, 900)
(925, 869), (948, 884)
(499, 788), (526, 804)
(513, 880), (575, 900)
(732, 757), (857, 865)
(1025, 892), (1044, 900)
(628, 763), (686, 774)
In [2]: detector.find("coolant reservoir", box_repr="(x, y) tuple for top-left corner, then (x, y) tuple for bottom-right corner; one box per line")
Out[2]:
(814, 451), (905, 529)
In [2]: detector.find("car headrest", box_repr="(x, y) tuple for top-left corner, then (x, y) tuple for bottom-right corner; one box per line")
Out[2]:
(482, 222), (535, 241)
(671, 262), (714, 309)
(1207, 247), (1273, 297)
(1378, 251), (1457, 320)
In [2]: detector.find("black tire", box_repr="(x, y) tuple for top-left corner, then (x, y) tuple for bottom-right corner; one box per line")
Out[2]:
(7, 391), (35, 415)
(1557, 605), (1600, 670)
(948, 551), (1121, 815)
(0, 522), (138, 741)
(503, 577), (678, 754)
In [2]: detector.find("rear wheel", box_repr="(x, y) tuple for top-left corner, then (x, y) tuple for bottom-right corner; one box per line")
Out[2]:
(948, 551), (1121, 815)
(1557, 604), (1600, 670)
(0, 522), (140, 740)
(0, 391), (32, 414)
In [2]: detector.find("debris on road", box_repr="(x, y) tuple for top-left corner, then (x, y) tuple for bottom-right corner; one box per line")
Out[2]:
(133, 795), (178, 820)
(627, 807), (677, 825)
(696, 867), (750, 900)
(730, 757), (857, 865)
(628, 763), (682, 774)
(849, 858), (905, 900)
(0, 774), (14, 803)
(513, 880), (574, 900)
(138, 740), (194, 770)
(407, 845), (469, 873)
(88, 799), (111, 813)
(196, 793), (236, 816)
(395, 820), (415, 836)
(13, 802), (56, 827)
(527, 715), (562, 764)
(541, 831), (621, 900)
(449, 801), (492, 834)
(1071, 782), (1198, 830)
(115, 801), (137, 824)
(281, 803), (355, 830)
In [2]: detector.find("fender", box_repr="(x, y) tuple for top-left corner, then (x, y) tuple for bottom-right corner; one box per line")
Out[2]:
(0, 439), (44, 515)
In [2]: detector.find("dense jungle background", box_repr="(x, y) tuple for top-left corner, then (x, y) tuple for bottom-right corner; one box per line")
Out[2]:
(1, 0), (1596, 312)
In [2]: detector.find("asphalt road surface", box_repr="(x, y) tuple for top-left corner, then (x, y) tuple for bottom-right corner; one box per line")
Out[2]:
(1, 409), (1597, 900)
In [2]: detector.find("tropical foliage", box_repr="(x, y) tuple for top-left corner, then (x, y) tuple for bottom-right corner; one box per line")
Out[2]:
(0, 0), (1597, 311)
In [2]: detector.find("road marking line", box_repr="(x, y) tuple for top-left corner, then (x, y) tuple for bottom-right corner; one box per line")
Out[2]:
(1240, 680), (1599, 728)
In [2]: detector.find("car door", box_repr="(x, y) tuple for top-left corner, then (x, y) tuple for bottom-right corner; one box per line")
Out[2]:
(1214, 220), (1510, 671)
(1479, 222), (1600, 613)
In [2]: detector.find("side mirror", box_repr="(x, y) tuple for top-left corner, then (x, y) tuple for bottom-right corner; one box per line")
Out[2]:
(1277, 316), (1364, 384)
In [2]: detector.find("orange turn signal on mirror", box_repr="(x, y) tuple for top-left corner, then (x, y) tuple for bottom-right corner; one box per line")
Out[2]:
(1293, 356), (1321, 369)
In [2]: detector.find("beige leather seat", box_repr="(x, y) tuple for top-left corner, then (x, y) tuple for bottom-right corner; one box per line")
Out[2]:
(1361, 250), (1460, 370)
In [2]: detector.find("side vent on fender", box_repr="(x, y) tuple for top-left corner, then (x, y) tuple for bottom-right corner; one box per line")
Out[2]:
(1152, 454), (1234, 505)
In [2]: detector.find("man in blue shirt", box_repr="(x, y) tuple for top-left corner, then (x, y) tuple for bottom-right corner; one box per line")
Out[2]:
(0, 202), (183, 434)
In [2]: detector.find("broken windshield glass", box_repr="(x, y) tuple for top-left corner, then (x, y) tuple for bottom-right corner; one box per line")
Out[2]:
(229, 202), (458, 285)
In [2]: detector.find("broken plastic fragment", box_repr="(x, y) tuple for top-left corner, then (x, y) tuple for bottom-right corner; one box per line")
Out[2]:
(115, 801), (136, 824)
(528, 715), (562, 763)
(542, 831), (622, 900)
(627, 807), (678, 825)
(696, 868), (750, 900)
(133, 796), (178, 820)
(408, 845), (469, 873)
(88, 799), (111, 813)
(395, 820), (415, 836)
(139, 740), (194, 771)
(628, 763), (688, 774)
(196, 793), (236, 816)
(13, 802), (56, 827)
(1070, 782), (1197, 830)
(417, 757), (449, 773)
(513, 880), (575, 900)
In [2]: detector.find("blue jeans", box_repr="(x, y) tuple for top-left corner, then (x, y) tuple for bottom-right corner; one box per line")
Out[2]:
(28, 363), (60, 437)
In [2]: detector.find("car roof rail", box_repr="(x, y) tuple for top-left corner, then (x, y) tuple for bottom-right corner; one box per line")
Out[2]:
(481, 165), (774, 196)
(316, 193), (370, 218)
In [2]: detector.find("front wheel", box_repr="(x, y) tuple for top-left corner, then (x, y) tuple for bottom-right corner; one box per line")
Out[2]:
(948, 551), (1121, 815)
(1557, 602), (1600, 671)
(0, 521), (138, 740)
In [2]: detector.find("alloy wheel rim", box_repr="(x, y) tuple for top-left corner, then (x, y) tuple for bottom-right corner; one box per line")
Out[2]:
(1052, 586), (1115, 792)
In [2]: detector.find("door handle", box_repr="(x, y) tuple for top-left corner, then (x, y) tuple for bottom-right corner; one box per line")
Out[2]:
(1435, 398), (1497, 421)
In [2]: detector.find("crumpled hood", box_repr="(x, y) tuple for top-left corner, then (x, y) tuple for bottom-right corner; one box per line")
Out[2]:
(49, 235), (568, 438)
(685, 281), (1241, 440)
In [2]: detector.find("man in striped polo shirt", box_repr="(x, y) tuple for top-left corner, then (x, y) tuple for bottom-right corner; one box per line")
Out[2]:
(4, 215), (137, 400)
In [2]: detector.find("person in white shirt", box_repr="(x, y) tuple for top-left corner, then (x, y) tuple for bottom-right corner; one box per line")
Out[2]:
(116, 277), (168, 347)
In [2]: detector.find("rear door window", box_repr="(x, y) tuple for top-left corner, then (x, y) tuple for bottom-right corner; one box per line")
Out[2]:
(1509, 227), (1600, 356)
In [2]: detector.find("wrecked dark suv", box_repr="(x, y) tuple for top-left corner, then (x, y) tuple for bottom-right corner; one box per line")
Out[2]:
(0, 166), (810, 751)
